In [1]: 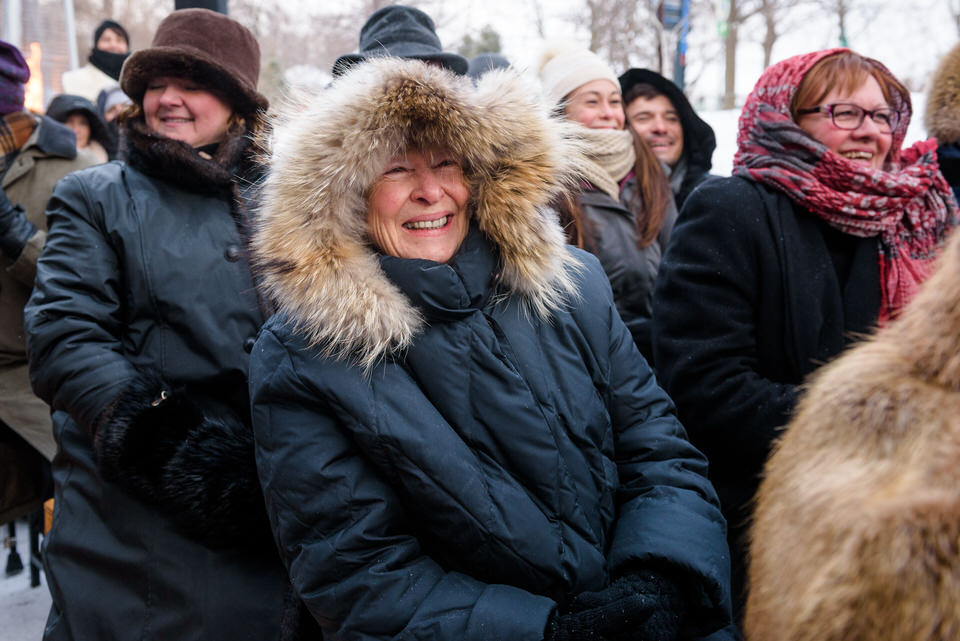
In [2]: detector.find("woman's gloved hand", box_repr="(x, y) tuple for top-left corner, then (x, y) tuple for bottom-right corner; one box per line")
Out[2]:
(94, 371), (272, 548)
(94, 371), (201, 497)
(546, 570), (686, 641)
(0, 187), (37, 260)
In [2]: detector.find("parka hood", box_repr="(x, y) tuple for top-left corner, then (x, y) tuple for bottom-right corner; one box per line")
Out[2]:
(925, 41), (960, 144)
(253, 59), (585, 370)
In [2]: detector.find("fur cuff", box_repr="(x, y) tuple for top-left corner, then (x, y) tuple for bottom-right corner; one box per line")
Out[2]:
(95, 371), (271, 548)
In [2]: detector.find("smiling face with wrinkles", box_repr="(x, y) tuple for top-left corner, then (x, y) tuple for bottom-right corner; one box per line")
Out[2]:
(366, 148), (470, 263)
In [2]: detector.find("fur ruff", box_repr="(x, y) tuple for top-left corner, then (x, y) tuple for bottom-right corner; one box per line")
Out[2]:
(253, 59), (586, 370)
(121, 115), (258, 197)
(746, 228), (960, 641)
(925, 42), (960, 144)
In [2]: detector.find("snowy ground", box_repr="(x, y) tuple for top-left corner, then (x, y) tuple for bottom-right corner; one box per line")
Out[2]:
(1, 517), (51, 641)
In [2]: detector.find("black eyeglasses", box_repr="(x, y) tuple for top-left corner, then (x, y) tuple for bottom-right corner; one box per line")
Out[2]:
(796, 103), (899, 133)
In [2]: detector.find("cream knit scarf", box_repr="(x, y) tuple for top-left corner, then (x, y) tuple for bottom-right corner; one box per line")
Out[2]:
(576, 127), (635, 201)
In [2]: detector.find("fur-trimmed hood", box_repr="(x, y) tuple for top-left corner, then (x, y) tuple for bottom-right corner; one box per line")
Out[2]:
(253, 59), (585, 369)
(925, 42), (960, 143)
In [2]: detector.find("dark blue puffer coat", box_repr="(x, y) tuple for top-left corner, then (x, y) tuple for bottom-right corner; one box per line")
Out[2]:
(250, 231), (736, 641)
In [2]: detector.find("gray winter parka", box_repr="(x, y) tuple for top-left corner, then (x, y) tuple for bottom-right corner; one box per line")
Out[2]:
(576, 179), (677, 364)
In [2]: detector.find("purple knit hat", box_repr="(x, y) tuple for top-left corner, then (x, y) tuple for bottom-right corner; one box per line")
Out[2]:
(0, 40), (29, 114)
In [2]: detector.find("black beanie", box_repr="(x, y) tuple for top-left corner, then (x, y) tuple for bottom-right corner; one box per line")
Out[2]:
(94, 20), (130, 48)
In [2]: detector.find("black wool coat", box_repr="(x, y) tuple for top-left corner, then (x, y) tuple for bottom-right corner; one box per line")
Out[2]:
(24, 125), (290, 641)
(250, 231), (739, 641)
(651, 176), (880, 609)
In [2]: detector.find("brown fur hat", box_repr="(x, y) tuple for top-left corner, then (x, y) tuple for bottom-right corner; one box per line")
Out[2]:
(252, 59), (585, 370)
(120, 8), (267, 118)
(925, 41), (960, 143)
(746, 226), (960, 641)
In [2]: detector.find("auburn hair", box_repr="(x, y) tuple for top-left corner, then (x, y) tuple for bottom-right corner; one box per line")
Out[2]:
(790, 51), (908, 122)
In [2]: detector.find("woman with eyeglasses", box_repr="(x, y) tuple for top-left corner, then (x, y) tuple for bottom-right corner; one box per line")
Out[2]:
(651, 48), (958, 620)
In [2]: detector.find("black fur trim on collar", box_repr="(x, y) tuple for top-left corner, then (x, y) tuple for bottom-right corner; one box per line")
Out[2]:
(120, 116), (255, 196)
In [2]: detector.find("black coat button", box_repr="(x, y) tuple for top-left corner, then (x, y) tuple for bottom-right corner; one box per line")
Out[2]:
(225, 244), (241, 261)
(243, 336), (256, 353)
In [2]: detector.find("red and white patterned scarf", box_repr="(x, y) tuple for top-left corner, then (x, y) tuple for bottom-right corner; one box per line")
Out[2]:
(733, 48), (958, 324)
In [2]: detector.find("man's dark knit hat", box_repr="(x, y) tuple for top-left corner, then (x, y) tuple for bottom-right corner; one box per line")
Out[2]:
(94, 20), (130, 48)
(0, 40), (29, 115)
(332, 5), (468, 76)
(120, 8), (267, 117)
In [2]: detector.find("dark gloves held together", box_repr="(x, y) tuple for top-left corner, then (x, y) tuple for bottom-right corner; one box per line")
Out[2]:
(545, 570), (685, 641)
(94, 371), (273, 549)
(0, 187), (36, 261)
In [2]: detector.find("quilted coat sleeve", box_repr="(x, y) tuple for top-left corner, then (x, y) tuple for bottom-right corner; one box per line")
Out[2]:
(24, 170), (137, 433)
(250, 325), (556, 641)
(652, 177), (798, 475)
(574, 254), (736, 640)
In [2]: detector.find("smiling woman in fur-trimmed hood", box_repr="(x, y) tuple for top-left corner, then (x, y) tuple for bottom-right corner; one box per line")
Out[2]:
(249, 58), (738, 641)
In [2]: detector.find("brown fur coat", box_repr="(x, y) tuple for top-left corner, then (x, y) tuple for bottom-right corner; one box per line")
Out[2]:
(926, 42), (960, 144)
(745, 227), (960, 641)
(252, 59), (585, 370)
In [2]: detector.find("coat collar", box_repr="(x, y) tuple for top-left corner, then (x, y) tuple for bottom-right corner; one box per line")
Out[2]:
(379, 225), (498, 323)
(26, 115), (78, 159)
(119, 115), (257, 196)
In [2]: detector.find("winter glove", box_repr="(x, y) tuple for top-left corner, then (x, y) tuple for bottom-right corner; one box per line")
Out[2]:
(567, 570), (685, 641)
(94, 370), (273, 548)
(544, 578), (663, 641)
(0, 187), (37, 261)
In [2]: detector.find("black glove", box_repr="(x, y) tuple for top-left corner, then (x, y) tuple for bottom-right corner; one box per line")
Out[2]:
(545, 579), (662, 641)
(567, 571), (685, 641)
(0, 188), (37, 261)
(94, 371), (272, 548)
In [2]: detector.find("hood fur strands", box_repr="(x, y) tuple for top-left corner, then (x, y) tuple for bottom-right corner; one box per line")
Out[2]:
(253, 59), (586, 370)
(925, 41), (960, 144)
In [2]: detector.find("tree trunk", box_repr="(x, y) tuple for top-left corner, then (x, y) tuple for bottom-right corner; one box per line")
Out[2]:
(762, 9), (776, 69)
(837, 0), (849, 46)
(723, 0), (738, 111)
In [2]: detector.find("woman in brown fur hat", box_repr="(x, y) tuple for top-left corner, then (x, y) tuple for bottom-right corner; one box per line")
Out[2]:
(248, 58), (738, 641)
(747, 226), (960, 641)
(24, 9), (304, 641)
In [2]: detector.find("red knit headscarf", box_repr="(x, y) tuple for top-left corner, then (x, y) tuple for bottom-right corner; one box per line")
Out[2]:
(733, 48), (958, 324)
